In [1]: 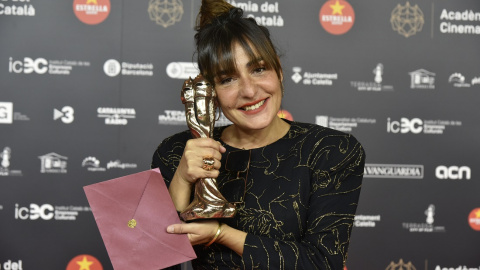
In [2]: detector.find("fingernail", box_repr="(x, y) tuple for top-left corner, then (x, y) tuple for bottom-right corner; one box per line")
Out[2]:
(167, 226), (174, 233)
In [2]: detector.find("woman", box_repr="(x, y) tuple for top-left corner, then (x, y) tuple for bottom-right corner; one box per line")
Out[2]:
(151, 0), (366, 269)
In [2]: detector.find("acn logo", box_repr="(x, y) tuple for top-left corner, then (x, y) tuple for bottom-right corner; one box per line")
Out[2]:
(436, 166), (471, 179)
(387, 117), (423, 134)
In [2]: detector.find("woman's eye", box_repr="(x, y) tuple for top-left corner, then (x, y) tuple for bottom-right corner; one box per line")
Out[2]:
(220, 77), (233, 84)
(253, 66), (266, 74)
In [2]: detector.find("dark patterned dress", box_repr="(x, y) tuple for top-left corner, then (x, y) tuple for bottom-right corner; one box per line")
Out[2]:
(151, 120), (365, 270)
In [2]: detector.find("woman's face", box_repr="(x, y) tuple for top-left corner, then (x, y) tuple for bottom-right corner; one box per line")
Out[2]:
(214, 43), (283, 132)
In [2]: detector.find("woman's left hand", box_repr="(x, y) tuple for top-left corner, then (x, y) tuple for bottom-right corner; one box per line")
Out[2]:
(166, 220), (220, 246)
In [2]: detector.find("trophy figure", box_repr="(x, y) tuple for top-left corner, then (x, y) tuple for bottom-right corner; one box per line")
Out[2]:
(179, 74), (236, 221)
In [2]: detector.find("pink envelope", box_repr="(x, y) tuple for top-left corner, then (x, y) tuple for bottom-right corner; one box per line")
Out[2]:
(84, 168), (196, 270)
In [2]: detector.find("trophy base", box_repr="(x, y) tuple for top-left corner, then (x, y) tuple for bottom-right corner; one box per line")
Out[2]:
(179, 177), (237, 221)
(180, 202), (236, 221)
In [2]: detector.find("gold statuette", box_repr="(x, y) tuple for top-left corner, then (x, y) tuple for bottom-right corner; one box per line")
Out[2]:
(179, 75), (236, 221)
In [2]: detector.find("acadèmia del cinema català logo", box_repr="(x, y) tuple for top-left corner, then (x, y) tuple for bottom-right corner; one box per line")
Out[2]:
(319, 0), (355, 35)
(73, 0), (111, 25)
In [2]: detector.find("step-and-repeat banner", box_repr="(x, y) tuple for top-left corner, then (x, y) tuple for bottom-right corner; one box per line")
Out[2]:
(1, 0), (479, 269)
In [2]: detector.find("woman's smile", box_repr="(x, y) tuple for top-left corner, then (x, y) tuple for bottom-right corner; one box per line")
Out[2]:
(239, 98), (268, 112)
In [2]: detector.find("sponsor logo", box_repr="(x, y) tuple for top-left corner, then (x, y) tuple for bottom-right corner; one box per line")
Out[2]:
(319, 0), (355, 35)
(66, 255), (103, 270)
(350, 63), (394, 92)
(0, 102), (13, 124)
(0, 102), (30, 122)
(387, 117), (462, 135)
(106, 160), (137, 170)
(435, 166), (471, 180)
(14, 203), (91, 221)
(364, 164), (424, 179)
(9, 57), (47, 74)
(54, 106), (74, 124)
(8, 57), (90, 75)
(1, 147), (12, 171)
(354, 214), (381, 228)
(440, 9), (480, 35)
(387, 117), (423, 134)
(97, 107), (136, 125)
(38, 153), (68, 174)
(409, 69), (435, 89)
(277, 110), (293, 121)
(0, 102), (30, 123)
(103, 59), (121, 76)
(73, 0), (111, 25)
(119, 60), (154, 76)
(82, 156), (106, 172)
(0, 147), (22, 177)
(158, 110), (187, 125)
(291, 67), (338, 86)
(403, 204), (446, 233)
(166, 62), (199, 79)
(0, 2), (35, 16)
(227, 0), (284, 27)
(148, 0), (184, 28)
(1, 260), (24, 270)
(449, 73), (472, 88)
(471, 77), (480, 85)
(158, 110), (233, 126)
(83, 157), (137, 171)
(15, 203), (54, 220)
(468, 208), (480, 231)
(391, 2), (424, 38)
(386, 259), (417, 270)
(435, 266), (480, 270)
(103, 59), (154, 77)
(316, 115), (376, 132)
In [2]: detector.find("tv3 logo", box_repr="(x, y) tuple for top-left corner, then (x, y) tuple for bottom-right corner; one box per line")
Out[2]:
(54, 106), (74, 124)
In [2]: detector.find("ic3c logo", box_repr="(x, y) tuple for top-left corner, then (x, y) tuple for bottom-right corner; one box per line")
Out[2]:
(15, 203), (54, 220)
(436, 166), (471, 179)
(387, 117), (423, 134)
(9, 57), (48, 74)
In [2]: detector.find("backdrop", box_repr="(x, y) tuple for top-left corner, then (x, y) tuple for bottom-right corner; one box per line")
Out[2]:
(1, 0), (479, 269)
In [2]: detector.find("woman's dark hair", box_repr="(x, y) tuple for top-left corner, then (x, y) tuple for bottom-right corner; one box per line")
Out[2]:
(194, 0), (282, 85)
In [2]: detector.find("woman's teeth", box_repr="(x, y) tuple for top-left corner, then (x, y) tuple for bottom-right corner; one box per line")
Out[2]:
(242, 99), (265, 111)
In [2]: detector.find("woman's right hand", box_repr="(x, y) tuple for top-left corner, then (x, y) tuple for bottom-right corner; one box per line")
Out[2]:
(168, 138), (226, 211)
(176, 137), (226, 185)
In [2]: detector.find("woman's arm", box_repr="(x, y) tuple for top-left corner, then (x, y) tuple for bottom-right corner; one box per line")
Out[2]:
(166, 221), (247, 256)
(240, 135), (365, 269)
(151, 134), (225, 211)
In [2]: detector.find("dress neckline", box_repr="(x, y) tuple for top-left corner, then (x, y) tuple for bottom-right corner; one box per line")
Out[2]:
(215, 119), (293, 151)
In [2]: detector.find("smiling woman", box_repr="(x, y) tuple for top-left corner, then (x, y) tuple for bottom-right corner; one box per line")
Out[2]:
(151, 0), (366, 269)
(214, 43), (288, 149)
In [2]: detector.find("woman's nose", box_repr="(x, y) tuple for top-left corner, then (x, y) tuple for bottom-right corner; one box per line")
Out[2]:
(239, 77), (256, 98)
